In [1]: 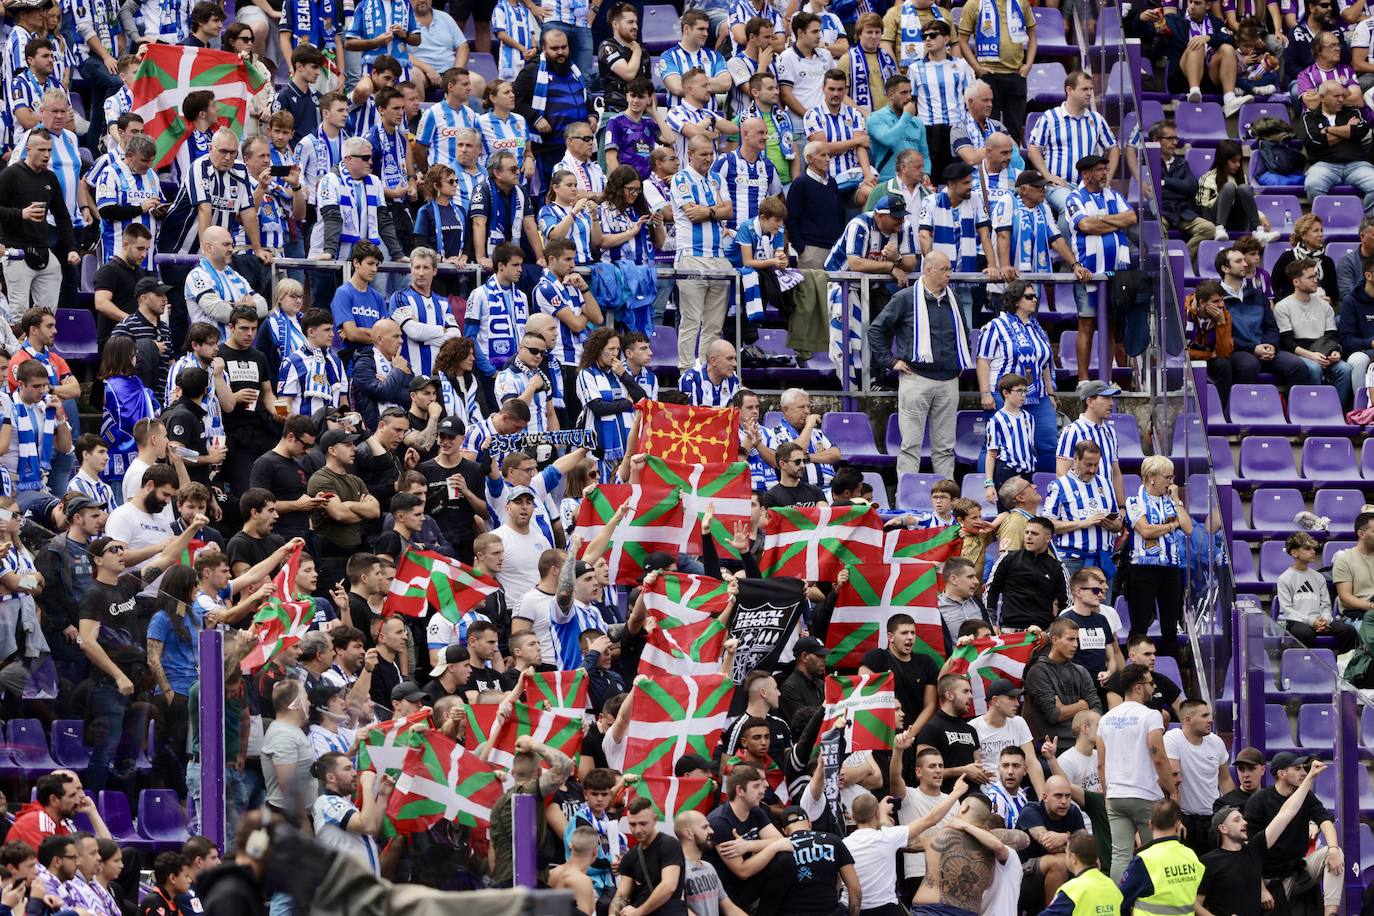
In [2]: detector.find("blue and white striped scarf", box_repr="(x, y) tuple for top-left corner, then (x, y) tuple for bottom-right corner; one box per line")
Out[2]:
(531, 57), (582, 119)
(440, 374), (482, 429)
(974, 0), (1027, 61)
(742, 101), (794, 160)
(11, 399), (55, 491)
(577, 366), (630, 476)
(266, 309), (307, 364)
(848, 46), (897, 112)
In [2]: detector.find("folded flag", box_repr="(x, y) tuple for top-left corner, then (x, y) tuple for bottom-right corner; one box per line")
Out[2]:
(357, 708), (434, 775)
(388, 730), (505, 833)
(944, 632), (1041, 715)
(643, 571), (733, 627)
(640, 614), (729, 678)
(641, 456), (752, 556)
(636, 399), (740, 464)
(462, 702), (502, 750)
(823, 673), (897, 752)
(487, 702), (584, 769)
(828, 562), (944, 670)
(239, 543), (315, 674)
(624, 674), (735, 777)
(884, 525), (964, 564)
(385, 549), (499, 621)
(762, 504), (885, 581)
(525, 669), (589, 710)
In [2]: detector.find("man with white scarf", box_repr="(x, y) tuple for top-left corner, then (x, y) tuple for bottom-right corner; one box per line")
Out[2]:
(866, 250), (971, 478)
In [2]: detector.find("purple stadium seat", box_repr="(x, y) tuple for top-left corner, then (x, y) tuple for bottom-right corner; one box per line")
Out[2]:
(1032, 472), (1055, 496)
(1265, 704), (1297, 752)
(1155, 654), (1183, 690)
(1123, 473), (1143, 496)
(954, 411), (987, 468)
(641, 4), (680, 52)
(1027, 63), (1067, 105)
(1171, 414), (1205, 455)
(1362, 439), (1374, 479)
(1297, 705), (1337, 753)
(1238, 436), (1299, 482)
(862, 472), (890, 509)
(1324, 540), (1355, 567)
(1031, 6), (1073, 55)
(1024, 111), (1043, 146)
(960, 475), (997, 517)
(822, 413), (891, 466)
(1227, 384), (1285, 427)
(886, 413), (901, 456)
(1098, 5), (1121, 43)
(1108, 414), (1144, 462)
(1261, 240), (1288, 277)
(1209, 435), (1235, 483)
(1363, 707), (1374, 755)
(648, 325), (677, 375)
(1328, 240), (1360, 265)
(896, 473), (942, 511)
(138, 789), (190, 846)
(1256, 195), (1303, 235)
(1186, 147), (1215, 178)
(1314, 489), (1367, 529)
(53, 309), (98, 363)
(1228, 489), (1250, 533)
(1204, 382), (1225, 418)
(1238, 101), (1291, 138)
(51, 720), (91, 770)
(1196, 240), (1225, 279)
(1313, 766), (1374, 812)
(1358, 823), (1374, 871)
(1259, 540), (1290, 582)
(1290, 387), (1347, 430)
(465, 52), (497, 84)
(1175, 102), (1231, 145)
(1280, 647), (1338, 696)
(1312, 195), (1364, 240)
(1231, 540), (1259, 588)
(1303, 437), (1361, 485)
(98, 791), (152, 848)
(7, 720), (58, 775)
(764, 411), (784, 430)
(1103, 59), (1133, 101)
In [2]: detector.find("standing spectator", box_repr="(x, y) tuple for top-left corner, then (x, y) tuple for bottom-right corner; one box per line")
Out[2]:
(1044, 440), (1122, 579)
(919, 161), (993, 329)
(184, 226), (268, 332)
(656, 11), (730, 103)
(307, 428), (382, 584)
(882, 0), (953, 69)
(785, 143), (844, 269)
(804, 69), (873, 208)
(576, 329), (645, 478)
(603, 81), (666, 180)
(314, 139), (406, 283)
(280, 309), (349, 417)
(4, 359), (74, 496)
(1023, 617), (1101, 745)
(1278, 531), (1359, 651)
(514, 31), (593, 187)
(671, 136), (733, 371)
(1106, 636), (1183, 722)
(1300, 79), (1374, 214)
(1123, 456), (1193, 659)
(598, 4), (651, 118)
(977, 286), (1056, 475)
(711, 117), (782, 232)
(392, 248), (462, 378)
(777, 14), (836, 130)
(915, 674), (985, 792)
(905, 19), (969, 180)
(997, 171), (1091, 288)
(1196, 140), (1276, 243)
(954, 0), (1035, 140)
(9, 306), (83, 447)
(93, 224), (154, 344)
(471, 151), (545, 272)
(1058, 568), (1125, 689)
(274, 46), (324, 146)
(858, 613), (940, 737)
(0, 128), (78, 318)
(1098, 663), (1174, 880)
(1163, 699), (1234, 857)
(1150, 119), (1215, 261)
(1064, 154), (1134, 384)
(95, 133), (162, 269)
(839, 14), (896, 117)
(1276, 258), (1352, 406)
(1026, 71), (1117, 213)
(970, 680), (1045, 794)
(866, 77), (929, 186)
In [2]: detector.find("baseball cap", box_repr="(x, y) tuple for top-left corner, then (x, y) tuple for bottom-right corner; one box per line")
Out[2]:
(428, 644), (470, 678)
(507, 485), (537, 502)
(871, 195), (908, 218)
(1210, 805), (1241, 833)
(1075, 154), (1108, 173)
(675, 754), (715, 777)
(575, 560), (595, 578)
(780, 806), (810, 827)
(1014, 169), (1048, 189)
(437, 416), (464, 438)
(1079, 380), (1122, 400)
(1234, 747), (1265, 768)
(794, 636), (827, 657)
(318, 428), (359, 449)
(986, 679), (1023, 699)
(1269, 751), (1312, 773)
(943, 161), (976, 183)
(410, 375), (438, 393)
(135, 277), (173, 297)
(391, 681), (432, 704)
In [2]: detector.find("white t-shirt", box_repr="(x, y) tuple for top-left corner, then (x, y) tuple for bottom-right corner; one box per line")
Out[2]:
(1163, 729), (1230, 816)
(982, 848), (1022, 916)
(602, 726), (626, 770)
(1098, 700), (1164, 801)
(493, 524), (552, 617)
(775, 46), (836, 113)
(515, 587), (558, 664)
(122, 457), (152, 504)
(105, 499), (175, 595)
(1056, 745), (1101, 794)
(971, 714), (1033, 779)
(843, 825), (909, 910)
(899, 786), (953, 876)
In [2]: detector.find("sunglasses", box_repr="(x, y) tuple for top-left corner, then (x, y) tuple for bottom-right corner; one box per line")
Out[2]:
(1022, 292), (1038, 301)
(525, 344), (547, 355)
(570, 135), (594, 142)
(1081, 586), (1107, 595)
(351, 154), (372, 161)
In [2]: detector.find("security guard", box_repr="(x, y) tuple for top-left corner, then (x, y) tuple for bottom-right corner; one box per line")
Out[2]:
(1120, 798), (1204, 916)
(1039, 831), (1122, 915)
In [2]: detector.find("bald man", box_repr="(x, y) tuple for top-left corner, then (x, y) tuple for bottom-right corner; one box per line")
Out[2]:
(679, 339), (740, 407)
(184, 225), (268, 332)
(712, 118), (783, 233)
(867, 251), (970, 476)
(353, 317), (415, 428)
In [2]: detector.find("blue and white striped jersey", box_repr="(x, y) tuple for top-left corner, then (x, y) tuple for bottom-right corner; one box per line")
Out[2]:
(534, 270), (590, 365)
(773, 416), (835, 488)
(598, 203), (655, 264)
(390, 285), (461, 376)
(539, 203), (595, 265)
(657, 43), (728, 101)
(555, 152), (606, 195)
(666, 101), (718, 163)
(185, 256), (257, 333)
(678, 363), (740, 407)
(1124, 486), (1187, 567)
(1027, 104), (1117, 185)
(729, 0), (785, 49)
(1056, 416), (1118, 486)
(1044, 470), (1118, 554)
(462, 414), (498, 456)
(495, 361), (554, 432)
(491, 0), (540, 79)
(709, 150), (782, 230)
(803, 104), (868, 189)
(165, 354), (225, 438)
(278, 346), (348, 416)
(741, 423), (779, 491)
(824, 212), (917, 272)
(251, 177), (289, 251)
(68, 470), (115, 508)
(669, 166), (728, 258)
(296, 128), (349, 203)
(171, 128), (213, 190)
(417, 99), (479, 171)
(366, 122), (409, 191)
(347, 0), (420, 65)
(95, 160), (161, 266)
(1065, 185), (1132, 274)
(985, 407), (1035, 475)
(466, 277), (530, 371)
(478, 110), (530, 173)
(908, 55), (972, 126)
(975, 311), (1055, 401)
(103, 86), (133, 127)
(9, 71), (60, 119)
(541, 0), (589, 26)
(918, 189), (989, 273)
(347, 98), (380, 140)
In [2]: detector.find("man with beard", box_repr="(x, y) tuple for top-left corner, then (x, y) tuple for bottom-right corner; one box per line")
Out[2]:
(9, 772), (111, 849)
(515, 30), (594, 187)
(307, 428), (383, 585)
(1215, 746), (1264, 811)
(674, 810), (752, 916)
(611, 798), (689, 916)
(417, 417), (488, 561)
(249, 416), (323, 545)
(311, 752), (394, 875)
(104, 464), (181, 571)
(1199, 759), (1323, 916)
(35, 493), (106, 685)
(1244, 753), (1345, 916)
(778, 637), (825, 724)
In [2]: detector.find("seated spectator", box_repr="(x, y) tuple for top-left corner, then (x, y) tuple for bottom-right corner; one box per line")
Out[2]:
(1336, 214), (1374, 303)
(1299, 79), (1374, 215)
(1296, 31), (1364, 109)
(1272, 214), (1341, 304)
(1196, 140), (1277, 243)
(1160, 0), (1251, 113)
(1339, 253), (1374, 387)
(1279, 531), (1359, 652)
(1283, 0), (1345, 81)
(1243, 753), (1346, 914)
(1275, 258), (1353, 407)
(1215, 246), (1309, 392)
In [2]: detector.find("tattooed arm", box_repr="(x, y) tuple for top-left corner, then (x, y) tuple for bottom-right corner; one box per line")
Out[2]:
(920, 828), (996, 912)
(946, 818), (1011, 863)
(991, 828), (1030, 852)
(513, 734), (574, 794)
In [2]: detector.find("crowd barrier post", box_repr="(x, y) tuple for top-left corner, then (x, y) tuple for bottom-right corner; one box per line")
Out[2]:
(1336, 687), (1361, 904)
(513, 793), (538, 889)
(198, 629), (226, 850)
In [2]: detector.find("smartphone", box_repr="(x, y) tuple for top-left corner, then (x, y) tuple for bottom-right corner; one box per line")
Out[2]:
(269, 164), (292, 177)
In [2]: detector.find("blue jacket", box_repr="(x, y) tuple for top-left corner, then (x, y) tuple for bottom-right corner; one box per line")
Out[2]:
(351, 348), (413, 429)
(1339, 284), (1374, 356)
(867, 106), (930, 183)
(1222, 282), (1279, 352)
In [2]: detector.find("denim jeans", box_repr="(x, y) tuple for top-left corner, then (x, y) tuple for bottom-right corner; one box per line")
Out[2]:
(552, 22), (597, 94)
(86, 679), (134, 793)
(78, 56), (126, 150)
(1299, 354), (1354, 407)
(187, 761), (247, 849)
(1305, 160), (1374, 213)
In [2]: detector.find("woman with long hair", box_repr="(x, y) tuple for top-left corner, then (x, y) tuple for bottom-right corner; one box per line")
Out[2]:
(598, 165), (665, 264)
(976, 280), (1058, 477)
(478, 79), (534, 180)
(539, 170), (601, 264)
(307, 682), (362, 758)
(560, 456), (601, 531)
(1196, 140), (1278, 243)
(576, 328), (647, 478)
(433, 336), (492, 431)
(91, 838), (126, 916)
(99, 336), (158, 498)
(224, 21), (276, 136)
(255, 278), (308, 383)
(1270, 213), (1341, 304)
(413, 164), (469, 297)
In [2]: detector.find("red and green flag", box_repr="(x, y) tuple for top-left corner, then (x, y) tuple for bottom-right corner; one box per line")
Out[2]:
(525, 670), (589, 710)
(131, 44), (267, 169)
(356, 708), (434, 775)
(761, 505), (884, 581)
(239, 543), (315, 674)
(823, 673), (897, 752)
(641, 456), (752, 556)
(623, 776), (718, 829)
(486, 702), (583, 769)
(624, 674), (735, 777)
(635, 399), (740, 464)
(387, 730), (506, 833)
(462, 702), (502, 750)
(643, 571), (732, 627)
(179, 539), (207, 567)
(884, 525), (964, 564)
(384, 548), (499, 621)
(829, 562), (944, 670)
(640, 614), (728, 678)
(722, 754), (789, 802)
(945, 632), (1042, 715)
(576, 484), (688, 584)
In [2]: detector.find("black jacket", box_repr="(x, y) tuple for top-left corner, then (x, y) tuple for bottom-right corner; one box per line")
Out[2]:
(0, 160), (77, 254)
(984, 548), (1071, 631)
(1300, 105), (1372, 165)
(778, 667), (824, 727)
(198, 863), (266, 916)
(1159, 154), (1201, 225)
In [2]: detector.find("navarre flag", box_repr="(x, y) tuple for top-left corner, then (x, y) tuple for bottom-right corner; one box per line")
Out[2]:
(575, 484), (688, 584)
(641, 614), (728, 678)
(385, 549), (498, 621)
(357, 708), (433, 774)
(636, 399), (740, 464)
(388, 730), (505, 833)
(487, 702), (583, 769)
(885, 525), (964, 564)
(462, 702), (501, 750)
(823, 673), (898, 752)
(624, 674), (735, 777)
(641, 456), (752, 555)
(239, 543), (315, 674)
(525, 670), (589, 710)
(131, 44), (268, 169)
(761, 504), (884, 581)
(828, 562), (944, 670)
(644, 572), (733, 627)
(945, 632), (1041, 715)
(623, 776), (718, 829)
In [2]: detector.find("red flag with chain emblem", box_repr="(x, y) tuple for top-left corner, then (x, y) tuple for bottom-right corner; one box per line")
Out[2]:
(635, 399), (739, 464)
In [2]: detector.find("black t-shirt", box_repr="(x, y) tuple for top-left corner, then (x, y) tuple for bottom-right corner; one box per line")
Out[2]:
(499, 662), (556, 691)
(220, 344), (271, 432)
(620, 834), (687, 916)
(781, 830), (852, 916)
(1014, 801), (1087, 859)
(92, 258), (147, 339)
(860, 648), (939, 726)
(1214, 787), (1253, 812)
(78, 573), (150, 673)
(351, 593), (380, 647)
(250, 450), (311, 536)
(226, 531), (286, 575)
(1245, 785), (1332, 878)
(470, 665), (502, 694)
(417, 456), (485, 556)
(163, 398), (211, 485)
(369, 655), (404, 713)
(916, 709), (981, 793)
(581, 724), (609, 770)
(1105, 668), (1182, 714)
(372, 529), (415, 563)
(705, 802), (774, 901)
(761, 482), (826, 508)
(421, 676), (467, 702)
(597, 37), (652, 112)
(1199, 839), (1266, 914)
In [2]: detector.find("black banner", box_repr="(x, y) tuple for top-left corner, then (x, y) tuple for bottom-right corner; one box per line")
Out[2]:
(727, 577), (806, 686)
(820, 727), (846, 832)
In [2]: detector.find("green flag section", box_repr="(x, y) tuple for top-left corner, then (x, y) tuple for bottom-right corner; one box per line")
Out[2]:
(131, 44), (267, 169)
(576, 484), (689, 585)
(356, 709), (433, 776)
(883, 525), (964, 564)
(640, 614), (728, 678)
(828, 562), (944, 670)
(486, 702), (583, 769)
(643, 571), (733, 627)
(624, 674), (735, 777)
(823, 673), (897, 752)
(462, 702), (501, 750)
(384, 548), (498, 621)
(944, 632), (1041, 715)
(387, 730), (505, 833)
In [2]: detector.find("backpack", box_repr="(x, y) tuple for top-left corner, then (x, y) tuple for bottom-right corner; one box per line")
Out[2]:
(1256, 138), (1305, 176)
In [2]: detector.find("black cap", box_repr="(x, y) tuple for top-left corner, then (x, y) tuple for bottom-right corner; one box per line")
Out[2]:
(674, 754), (715, 776)
(135, 276), (173, 298)
(943, 161), (976, 182)
(794, 636), (827, 657)
(1015, 169), (1048, 188)
(318, 428), (358, 450)
(437, 416), (464, 438)
(391, 681), (431, 704)
(986, 679), (1023, 699)
(574, 560), (595, 577)
(1075, 154), (1108, 173)
(780, 806), (810, 827)
(410, 375), (438, 393)
(63, 493), (101, 515)
(1269, 751), (1313, 773)
(643, 552), (677, 573)
(428, 644), (470, 677)
(871, 195), (908, 218)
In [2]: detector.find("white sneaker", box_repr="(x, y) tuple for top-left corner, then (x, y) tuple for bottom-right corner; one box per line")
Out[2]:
(1222, 92), (1253, 117)
(1188, 87), (1202, 103)
(1213, 225), (1229, 241)
(1253, 228), (1280, 245)
(1253, 84), (1277, 96)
